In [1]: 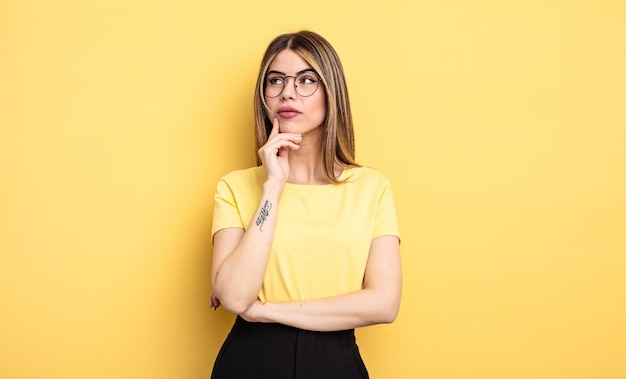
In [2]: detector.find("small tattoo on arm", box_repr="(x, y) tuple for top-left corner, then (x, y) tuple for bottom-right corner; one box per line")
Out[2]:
(256, 200), (272, 231)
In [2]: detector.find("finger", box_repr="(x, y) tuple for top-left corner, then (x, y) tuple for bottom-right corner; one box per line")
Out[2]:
(269, 116), (280, 138)
(265, 140), (301, 156)
(265, 132), (302, 150)
(278, 141), (302, 153)
(277, 146), (288, 159)
(275, 132), (304, 144)
(210, 293), (221, 310)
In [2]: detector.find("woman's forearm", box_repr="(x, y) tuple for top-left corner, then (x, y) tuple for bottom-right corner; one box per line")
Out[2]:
(243, 235), (402, 331)
(249, 286), (401, 332)
(212, 180), (284, 314)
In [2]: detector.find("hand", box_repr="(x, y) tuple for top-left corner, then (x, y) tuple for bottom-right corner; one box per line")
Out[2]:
(257, 117), (303, 184)
(210, 292), (221, 310)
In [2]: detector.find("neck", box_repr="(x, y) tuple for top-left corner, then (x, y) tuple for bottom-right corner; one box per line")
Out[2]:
(287, 130), (330, 185)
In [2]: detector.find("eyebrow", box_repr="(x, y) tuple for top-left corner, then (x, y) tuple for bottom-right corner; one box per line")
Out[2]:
(267, 68), (317, 76)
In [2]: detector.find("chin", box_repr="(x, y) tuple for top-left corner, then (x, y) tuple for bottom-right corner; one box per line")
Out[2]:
(278, 120), (304, 132)
(281, 121), (322, 135)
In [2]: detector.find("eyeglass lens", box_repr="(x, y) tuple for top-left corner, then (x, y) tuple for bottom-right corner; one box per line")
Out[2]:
(265, 71), (320, 98)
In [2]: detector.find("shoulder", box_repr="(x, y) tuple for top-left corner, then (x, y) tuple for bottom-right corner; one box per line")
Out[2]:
(215, 166), (265, 199)
(219, 166), (265, 186)
(343, 166), (392, 187)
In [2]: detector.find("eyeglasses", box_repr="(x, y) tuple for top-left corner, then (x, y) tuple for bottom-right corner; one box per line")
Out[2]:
(264, 70), (322, 98)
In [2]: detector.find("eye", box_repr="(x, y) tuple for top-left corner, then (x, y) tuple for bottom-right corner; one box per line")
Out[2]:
(298, 74), (319, 85)
(267, 75), (285, 86)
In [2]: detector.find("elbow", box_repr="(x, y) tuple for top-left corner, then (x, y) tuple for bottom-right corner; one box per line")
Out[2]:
(212, 280), (258, 315)
(222, 302), (251, 315)
(215, 293), (255, 315)
(383, 311), (399, 324)
(370, 290), (401, 324)
(376, 306), (399, 324)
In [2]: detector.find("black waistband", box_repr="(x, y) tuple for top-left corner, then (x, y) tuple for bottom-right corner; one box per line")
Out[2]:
(230, 315), (357, 349)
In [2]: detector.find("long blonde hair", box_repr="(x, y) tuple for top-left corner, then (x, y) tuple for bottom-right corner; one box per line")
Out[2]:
(253, 30), (359, 183)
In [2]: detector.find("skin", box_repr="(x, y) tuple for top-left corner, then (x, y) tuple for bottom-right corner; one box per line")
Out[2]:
(264, 49), (329, 184)
(210, 49), (402, 332)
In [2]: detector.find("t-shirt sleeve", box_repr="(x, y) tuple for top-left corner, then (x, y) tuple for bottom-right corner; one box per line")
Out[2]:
(373, 180), (401, 240)
(211, 177), (244, 237)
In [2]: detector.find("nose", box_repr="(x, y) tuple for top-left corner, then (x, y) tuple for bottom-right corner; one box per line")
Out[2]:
(280, 77), (297, 99)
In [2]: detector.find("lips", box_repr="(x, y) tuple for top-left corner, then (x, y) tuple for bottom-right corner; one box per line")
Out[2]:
(277, 106), (301, 119)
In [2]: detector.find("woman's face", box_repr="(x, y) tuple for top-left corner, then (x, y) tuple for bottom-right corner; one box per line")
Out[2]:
(264, 49), (327, 136)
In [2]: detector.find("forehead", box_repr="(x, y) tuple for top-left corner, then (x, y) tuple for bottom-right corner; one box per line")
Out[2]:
(268, 49), (312, 74)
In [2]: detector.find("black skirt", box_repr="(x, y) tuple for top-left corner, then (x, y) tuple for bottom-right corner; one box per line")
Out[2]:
(211, 316), (369, 379)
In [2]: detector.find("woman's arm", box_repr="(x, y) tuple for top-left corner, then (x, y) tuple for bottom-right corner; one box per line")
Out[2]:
(240, 235), (402, 332)
(211, 181), (282, 314)
(211, 118), (302, 314)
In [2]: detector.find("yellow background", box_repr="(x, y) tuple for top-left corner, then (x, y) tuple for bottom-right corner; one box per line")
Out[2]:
(2, 0), (625, 378)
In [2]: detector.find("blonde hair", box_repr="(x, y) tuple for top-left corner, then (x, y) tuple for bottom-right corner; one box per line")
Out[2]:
(253, 30), (359, 183)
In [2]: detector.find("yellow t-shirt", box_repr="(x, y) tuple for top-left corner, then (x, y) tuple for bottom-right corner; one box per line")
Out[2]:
(212, 166), (400, 303)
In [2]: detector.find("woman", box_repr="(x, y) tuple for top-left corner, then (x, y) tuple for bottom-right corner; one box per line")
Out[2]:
(210, 30), (401, 378)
